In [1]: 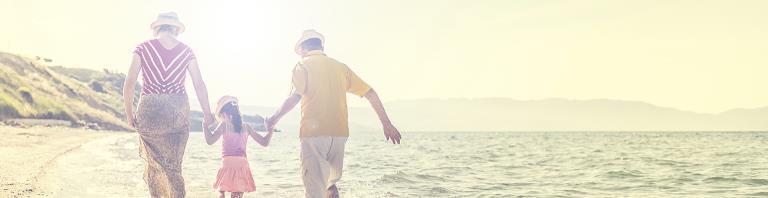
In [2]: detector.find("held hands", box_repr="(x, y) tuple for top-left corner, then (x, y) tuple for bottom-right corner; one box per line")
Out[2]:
(264, 116), (277, 133)
(383, 121), (401, 144)
(202, 113), (215, 131)
(201, 116), (211, 132)
(201, 121), (209, 133)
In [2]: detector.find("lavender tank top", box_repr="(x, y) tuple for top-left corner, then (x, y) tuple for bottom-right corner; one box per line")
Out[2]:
(221, 124), (248, 157)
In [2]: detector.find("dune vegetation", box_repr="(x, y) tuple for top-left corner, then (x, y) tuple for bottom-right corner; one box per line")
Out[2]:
(0, 52), (134, 131)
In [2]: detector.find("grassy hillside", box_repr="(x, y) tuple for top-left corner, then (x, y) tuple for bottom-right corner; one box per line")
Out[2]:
(0, 52), (133, 131)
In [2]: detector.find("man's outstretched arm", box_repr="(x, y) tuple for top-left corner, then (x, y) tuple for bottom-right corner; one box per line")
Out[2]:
(266, 93), (301, 131)
(364, 89), (401, 144)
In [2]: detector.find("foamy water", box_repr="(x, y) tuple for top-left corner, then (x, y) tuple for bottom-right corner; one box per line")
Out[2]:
(44, 132), (768, 197)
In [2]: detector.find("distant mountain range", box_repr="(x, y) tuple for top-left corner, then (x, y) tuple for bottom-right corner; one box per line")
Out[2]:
(239, 98), (768, 132)
(354, 98), (768, 131)
(2, 51), (766, 132)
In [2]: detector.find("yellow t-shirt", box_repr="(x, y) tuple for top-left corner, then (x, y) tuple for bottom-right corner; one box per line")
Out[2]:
(292, 51), (371, 137)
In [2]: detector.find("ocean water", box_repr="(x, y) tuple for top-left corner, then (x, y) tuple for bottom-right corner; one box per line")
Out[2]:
(45, 132), (768, 197)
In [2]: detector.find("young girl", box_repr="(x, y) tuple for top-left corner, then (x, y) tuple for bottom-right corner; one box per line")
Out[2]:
(204, 96), (273, 198)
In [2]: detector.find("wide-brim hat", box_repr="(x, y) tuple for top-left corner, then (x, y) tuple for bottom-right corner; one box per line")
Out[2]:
(215, 95), (238, 120)
(150, 12), (186, 34)
(294, 29), (325, 55)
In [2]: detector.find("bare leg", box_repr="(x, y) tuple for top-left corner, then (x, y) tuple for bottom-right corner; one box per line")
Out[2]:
(219, 191), (225, 198)
(327, 185), (339, 198)
(231, 192), (244, 198)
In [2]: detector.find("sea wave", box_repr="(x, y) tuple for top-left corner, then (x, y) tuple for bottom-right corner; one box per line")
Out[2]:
(42, 131), (768, 197)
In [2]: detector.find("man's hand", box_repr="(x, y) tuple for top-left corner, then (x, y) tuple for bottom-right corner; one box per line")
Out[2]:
(264, 116), (277, 132)
(266, 94), (300, 133)
(383, 122), (401, 144)
(363, 89), (401, 144)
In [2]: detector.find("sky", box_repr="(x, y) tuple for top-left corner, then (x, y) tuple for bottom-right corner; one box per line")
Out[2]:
(1, 0), (767, 114)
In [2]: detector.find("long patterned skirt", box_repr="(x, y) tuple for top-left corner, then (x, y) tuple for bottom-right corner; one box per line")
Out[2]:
(136, 94), (190, 198)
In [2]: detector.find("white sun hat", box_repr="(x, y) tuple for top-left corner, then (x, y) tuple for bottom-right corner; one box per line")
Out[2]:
(294, 29), (325, 55)
(214, 95), (238, 121)
(150, 12), (186, 34)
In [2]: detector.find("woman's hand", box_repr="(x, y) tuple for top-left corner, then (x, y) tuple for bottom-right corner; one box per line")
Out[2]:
(131, 115), (138, 129)
(125, 113), (137, 129)
(203, 113), (215, 130)
(201, 120), (211, 134)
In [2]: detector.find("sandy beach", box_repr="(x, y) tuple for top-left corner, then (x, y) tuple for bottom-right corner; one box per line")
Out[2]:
(0, 126), (117, 197)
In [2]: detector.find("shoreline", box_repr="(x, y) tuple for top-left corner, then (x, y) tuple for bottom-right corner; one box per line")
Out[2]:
(0, 126), (120, 197)
(2, 126), (765, 197)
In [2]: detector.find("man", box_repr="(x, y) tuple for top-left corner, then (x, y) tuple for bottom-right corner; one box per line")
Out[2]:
(266, 30), (402, 198)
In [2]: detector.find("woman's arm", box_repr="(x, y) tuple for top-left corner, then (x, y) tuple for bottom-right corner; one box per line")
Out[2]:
(122, 54), (141, 129)
(204, 123), (224, 145)
(247, 124), (273, 147)
(188, 60), (214, 127)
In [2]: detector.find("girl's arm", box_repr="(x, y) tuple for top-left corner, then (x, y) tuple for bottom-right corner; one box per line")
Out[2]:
(246, 124), (273, 147)
(204, 122), (224, 145)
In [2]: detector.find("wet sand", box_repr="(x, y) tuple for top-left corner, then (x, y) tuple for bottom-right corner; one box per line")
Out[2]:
(0, 126), (117, 197)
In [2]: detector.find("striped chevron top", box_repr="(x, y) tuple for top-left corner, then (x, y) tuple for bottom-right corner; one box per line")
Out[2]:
(133, 39), (196, 95)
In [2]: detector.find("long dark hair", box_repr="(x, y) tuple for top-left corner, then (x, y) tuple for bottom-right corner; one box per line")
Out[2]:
(219, 102), (242, 133)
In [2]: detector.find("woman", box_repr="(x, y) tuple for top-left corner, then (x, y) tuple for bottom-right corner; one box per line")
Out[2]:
(123, 12), (214, 197)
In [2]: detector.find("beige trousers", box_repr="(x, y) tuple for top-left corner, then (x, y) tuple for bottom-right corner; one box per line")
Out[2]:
(300, 136), (348, 198)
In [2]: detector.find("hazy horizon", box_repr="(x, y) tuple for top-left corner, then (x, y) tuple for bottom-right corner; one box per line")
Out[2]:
(3, 0), (768, 113)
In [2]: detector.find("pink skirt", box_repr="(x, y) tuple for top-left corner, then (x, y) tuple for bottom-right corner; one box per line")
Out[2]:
(213, 156), (256, 192)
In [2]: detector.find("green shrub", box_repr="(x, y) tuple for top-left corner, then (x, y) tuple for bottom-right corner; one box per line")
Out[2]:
(90, 81), (106, 93)
(0, 95), (20, 119)
(18, 87), (33, 103)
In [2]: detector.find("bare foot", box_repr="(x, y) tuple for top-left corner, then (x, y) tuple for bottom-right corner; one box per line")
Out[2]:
(232, 192), (244, 198)
(327, 185), (339, 198)
(219, 191), (225, 198)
